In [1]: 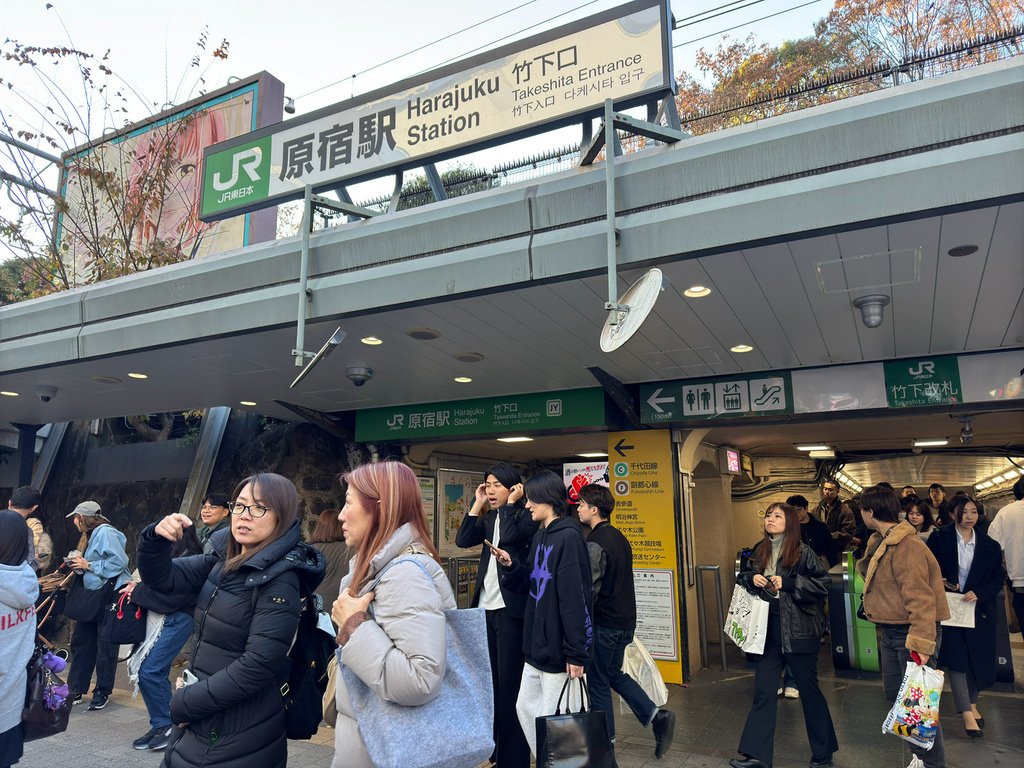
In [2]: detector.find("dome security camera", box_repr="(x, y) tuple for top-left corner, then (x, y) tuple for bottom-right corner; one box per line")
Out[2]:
(36, 386), (57, 403)
(346, 367), (373, 387)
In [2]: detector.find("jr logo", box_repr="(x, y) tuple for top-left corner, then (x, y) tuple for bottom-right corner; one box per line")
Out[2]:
(213, 147), (263, 191)
(908, 362), (934, 376)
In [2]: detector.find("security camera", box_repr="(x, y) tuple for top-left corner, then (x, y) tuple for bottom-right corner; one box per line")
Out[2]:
(346, 367), (373, 387)
(36, 386), (57, 403)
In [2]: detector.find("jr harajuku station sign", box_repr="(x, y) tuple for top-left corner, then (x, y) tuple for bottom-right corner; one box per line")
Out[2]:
(199, 0), (673, 221)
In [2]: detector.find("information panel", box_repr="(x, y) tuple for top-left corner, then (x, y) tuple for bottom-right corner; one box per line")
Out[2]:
(200, 0), (672, 221)
(607, 429), (682, 681)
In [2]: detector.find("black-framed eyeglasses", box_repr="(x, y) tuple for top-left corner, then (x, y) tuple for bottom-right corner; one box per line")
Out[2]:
(230, 501), (273, 518)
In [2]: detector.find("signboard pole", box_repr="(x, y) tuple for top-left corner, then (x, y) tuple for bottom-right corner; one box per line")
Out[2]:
(293, 184), (313, 367)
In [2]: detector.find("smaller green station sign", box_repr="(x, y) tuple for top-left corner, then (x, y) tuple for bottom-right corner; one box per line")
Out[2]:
(883, 357), (963, 407)
(355, 388), (606, 442)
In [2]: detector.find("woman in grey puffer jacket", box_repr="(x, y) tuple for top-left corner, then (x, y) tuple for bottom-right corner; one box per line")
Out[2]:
(330, 462), (456, 768)
(0, 511), (40, 768)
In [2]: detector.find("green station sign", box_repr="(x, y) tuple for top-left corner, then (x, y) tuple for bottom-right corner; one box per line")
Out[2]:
(640, 372), (794, 424)
(355, 388), (606, 442)
(883, 356), (963, 407)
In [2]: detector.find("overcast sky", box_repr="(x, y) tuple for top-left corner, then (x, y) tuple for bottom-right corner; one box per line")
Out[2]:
(1, 0), (829, 198)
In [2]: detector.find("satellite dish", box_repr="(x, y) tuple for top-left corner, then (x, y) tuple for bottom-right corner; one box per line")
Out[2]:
(599, 268), (665, 352)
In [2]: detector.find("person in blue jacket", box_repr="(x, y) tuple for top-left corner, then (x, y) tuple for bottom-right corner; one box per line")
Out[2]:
(492, 470), (593, 757)
(64, 500), (131, 711)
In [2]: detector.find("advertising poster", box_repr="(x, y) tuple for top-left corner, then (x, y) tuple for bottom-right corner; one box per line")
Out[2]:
(607, 429), (682, 681)
(562, 461), (609, 503)
(436, 469), (479, 559)
(418, 476), (436, 546)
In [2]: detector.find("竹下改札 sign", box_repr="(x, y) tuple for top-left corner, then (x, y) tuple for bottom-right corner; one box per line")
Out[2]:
(200, 0), (672, 221)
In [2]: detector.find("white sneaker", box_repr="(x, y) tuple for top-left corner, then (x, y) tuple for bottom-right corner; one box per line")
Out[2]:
(784, 687), (800, 699)
(777, 686), (784, 696)
(905, 756), (925, 768)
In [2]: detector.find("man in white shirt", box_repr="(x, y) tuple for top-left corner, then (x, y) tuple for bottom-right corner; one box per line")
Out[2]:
(989, 476), (1024, 642)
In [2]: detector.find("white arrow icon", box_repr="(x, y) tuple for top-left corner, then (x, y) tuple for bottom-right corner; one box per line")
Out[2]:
(646, 387), (675, 414)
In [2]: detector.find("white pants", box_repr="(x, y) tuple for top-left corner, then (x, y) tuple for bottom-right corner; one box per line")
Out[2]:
(515, 663), (587, 756)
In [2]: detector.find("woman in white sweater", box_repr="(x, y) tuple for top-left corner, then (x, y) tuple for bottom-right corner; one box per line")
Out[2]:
(0, 510), (40, 767)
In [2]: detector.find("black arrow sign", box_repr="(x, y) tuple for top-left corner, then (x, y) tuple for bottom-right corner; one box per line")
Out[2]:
(613, 438), (635, 457)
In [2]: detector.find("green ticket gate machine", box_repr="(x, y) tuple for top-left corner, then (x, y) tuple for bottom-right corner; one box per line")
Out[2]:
(827, 551), (879, 673)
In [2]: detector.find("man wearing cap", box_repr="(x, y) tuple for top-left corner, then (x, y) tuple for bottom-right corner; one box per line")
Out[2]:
(65, 500), (131, 710)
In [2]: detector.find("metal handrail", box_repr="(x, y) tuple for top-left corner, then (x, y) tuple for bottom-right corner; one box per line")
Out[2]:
(695, 564), (727, 672)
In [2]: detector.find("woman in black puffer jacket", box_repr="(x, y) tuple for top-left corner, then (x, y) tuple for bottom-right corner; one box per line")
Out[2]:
(728, 502), (838, 768)
(137, 473), (324, 768)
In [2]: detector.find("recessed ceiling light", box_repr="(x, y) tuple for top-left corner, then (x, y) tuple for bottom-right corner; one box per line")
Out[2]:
(683, 285), (712, 298)
(913, 438), (948, 447)
(453, 376), (472, 383)
(497, 436), (533, 443)
(795, 444), (830, 452)
(127, 372), (148, 379)
(0, 391), (19, 397)
(406, 328), (441, 341)
(452, 352), (485, 363)
(239, 400), (257, 406)
(91, 375), (122, 384)
(578, 452), (609, 458)
(360, 336), (383, 346)
(948, 244), (978, 258)
(730, 344), (753, 353)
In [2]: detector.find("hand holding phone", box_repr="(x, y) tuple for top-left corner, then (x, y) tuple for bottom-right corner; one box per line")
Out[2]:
(486, 540), (512, 567)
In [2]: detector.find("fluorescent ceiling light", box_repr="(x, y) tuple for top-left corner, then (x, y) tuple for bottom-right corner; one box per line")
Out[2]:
(913, 439), (948, 447)
(683, 285), (711, 298)
(999, 471), (1018, 482)
(795, 444), (830, 452)
(578, 452), (608, 458)
(0, 391), (19, 397)
(497, 436), (533, 443)
(809, 450), (836, 459)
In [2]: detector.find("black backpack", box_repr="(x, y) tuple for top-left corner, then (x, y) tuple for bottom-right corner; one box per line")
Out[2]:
(253, 588), (336, 739)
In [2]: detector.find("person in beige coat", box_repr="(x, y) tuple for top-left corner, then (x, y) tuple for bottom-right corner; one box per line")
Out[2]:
(330, 461), (456, 768)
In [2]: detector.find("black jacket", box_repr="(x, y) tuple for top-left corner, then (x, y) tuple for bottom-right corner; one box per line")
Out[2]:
(129, 579), (197, 617)
(456, 503), (538, 619)
(138, 521), (324, 768)
(737, 541), (829, 654)
(800, 517), (833, 565)
(500, 516), (593, 672)
(926, 525), (1005, 690)
(586, 520), (636, 632)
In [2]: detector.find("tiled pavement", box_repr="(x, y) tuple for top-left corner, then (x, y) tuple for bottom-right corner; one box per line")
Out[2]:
(22, 640), (1024, 768)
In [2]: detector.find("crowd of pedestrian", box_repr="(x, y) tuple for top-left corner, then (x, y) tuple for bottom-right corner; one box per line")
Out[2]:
(2, 467), (1021, 768)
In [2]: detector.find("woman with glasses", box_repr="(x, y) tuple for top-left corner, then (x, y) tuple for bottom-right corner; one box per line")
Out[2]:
(136, 473), (325, 768)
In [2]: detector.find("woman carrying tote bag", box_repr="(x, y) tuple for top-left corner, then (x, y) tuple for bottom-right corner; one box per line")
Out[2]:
(330, 461), (461, 768)
(0, 511), (39, 768)
(63, 501), (131, 711)
(729, 503), (837, 768)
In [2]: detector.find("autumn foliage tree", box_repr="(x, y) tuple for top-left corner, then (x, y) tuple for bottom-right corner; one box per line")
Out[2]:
(677, 0), (1022, 135)
(0, 18), (230, 301)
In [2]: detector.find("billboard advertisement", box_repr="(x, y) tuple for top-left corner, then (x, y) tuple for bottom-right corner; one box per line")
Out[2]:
(200, 0), (673, 222)
(57, 72), (283, 285)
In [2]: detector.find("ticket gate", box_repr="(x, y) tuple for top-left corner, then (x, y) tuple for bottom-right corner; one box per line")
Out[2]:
(827, 551), (879, 673)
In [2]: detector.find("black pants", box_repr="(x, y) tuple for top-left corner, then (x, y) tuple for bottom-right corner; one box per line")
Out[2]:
(486, 607), (530, 768)
(1013, 589), (1024, 643)
(68, 619), (117, 696)
(738, 611), (838, 765)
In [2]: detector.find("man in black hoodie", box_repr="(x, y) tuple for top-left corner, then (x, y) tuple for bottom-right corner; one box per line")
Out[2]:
(577, 483), (676, 759)
(494, 470), (593, 758)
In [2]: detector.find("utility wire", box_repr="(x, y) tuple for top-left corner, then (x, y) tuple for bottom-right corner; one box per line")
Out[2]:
(675, 0), (771, 29)
(295, 0), (544, 100)
(673, 0), (827, 48)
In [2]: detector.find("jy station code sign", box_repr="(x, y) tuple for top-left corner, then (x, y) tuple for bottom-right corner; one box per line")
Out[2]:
(200, 0), (672, 221)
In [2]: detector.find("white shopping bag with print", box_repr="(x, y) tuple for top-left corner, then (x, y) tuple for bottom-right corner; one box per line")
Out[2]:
(882, 661), (944, 750)
(619, 635), (668, 714)
(724, 584), (770, 654)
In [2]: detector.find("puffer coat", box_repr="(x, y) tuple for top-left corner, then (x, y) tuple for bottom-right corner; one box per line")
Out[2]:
(737, 540), (829, 654)
(331, 523), (456, 768)
(137, 520), (324, 768)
